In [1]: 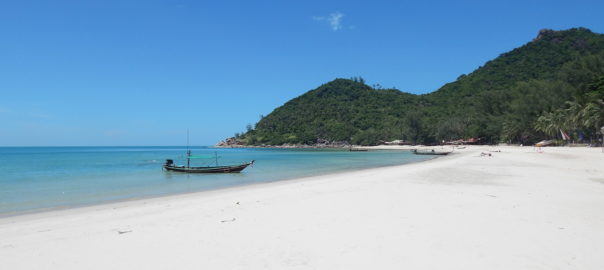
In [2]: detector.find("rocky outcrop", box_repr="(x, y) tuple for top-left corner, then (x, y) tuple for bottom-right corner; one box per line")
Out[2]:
(534, 29), (555, 41)
(215, 137), (352, 148)
(215, 137), (245, 147)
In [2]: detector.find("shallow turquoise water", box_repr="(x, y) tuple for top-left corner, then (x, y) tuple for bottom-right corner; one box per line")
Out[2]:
(0, 147), (434, 215)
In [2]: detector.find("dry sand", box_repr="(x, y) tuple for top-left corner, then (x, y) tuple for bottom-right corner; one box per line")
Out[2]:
(1, 146), (603, 269)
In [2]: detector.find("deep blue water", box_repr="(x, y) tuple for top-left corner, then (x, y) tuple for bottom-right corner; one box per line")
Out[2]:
(0, 147), (434, 216)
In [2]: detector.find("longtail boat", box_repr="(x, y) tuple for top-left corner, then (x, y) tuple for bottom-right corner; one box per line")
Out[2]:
(163, 130), (254, 173)
(411, 149), (451, 156)
(163, 158), (254, 173)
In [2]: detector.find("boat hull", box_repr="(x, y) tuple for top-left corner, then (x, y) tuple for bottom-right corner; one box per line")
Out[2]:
(411, 149), (451, 155)
(163, 161), (254, 173)
(412, 152), (450, 156)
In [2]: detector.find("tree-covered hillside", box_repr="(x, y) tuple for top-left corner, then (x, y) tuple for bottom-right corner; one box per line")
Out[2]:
(247, 78), (417, 145)
(234, 28), (604, 146)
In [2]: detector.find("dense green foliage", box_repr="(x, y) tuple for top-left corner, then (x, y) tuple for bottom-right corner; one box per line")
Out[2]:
(534, 76), (604, 143)
(238, 28), (604, 146)
(247, 79), (418, 145)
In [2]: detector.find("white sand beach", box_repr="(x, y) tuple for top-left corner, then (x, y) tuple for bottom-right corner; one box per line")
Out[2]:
(1, 146), (603, 269)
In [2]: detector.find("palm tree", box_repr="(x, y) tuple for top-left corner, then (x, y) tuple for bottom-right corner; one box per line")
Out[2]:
(564, 100), (583, 131)
(581, 99), (604, 136)
(535, 112), (556, 137)
(535, 109), (568, 139)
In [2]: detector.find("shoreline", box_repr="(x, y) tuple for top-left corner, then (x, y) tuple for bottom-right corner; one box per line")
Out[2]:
(214, 143), (453, 149)
(0, 148), (435, 219)
(1, 146), (603, 269)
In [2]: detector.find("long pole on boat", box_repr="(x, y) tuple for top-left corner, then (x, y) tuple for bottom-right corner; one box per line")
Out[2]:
(186, 129), (190, 168)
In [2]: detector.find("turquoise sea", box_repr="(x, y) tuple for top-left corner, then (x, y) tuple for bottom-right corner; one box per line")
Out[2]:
(0, 147), (434, 216)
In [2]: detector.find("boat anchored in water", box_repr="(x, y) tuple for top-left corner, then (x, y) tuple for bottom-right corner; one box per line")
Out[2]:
(411, 149), (452, 156)
(163, 150), (254, 173)
(164, 130), (254, 173)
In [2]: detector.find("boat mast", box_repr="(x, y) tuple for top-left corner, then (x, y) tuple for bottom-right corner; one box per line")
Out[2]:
(186, 129), (191, 168)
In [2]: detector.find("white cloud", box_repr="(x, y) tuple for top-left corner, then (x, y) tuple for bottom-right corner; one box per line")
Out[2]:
(313, 12), (344, 31)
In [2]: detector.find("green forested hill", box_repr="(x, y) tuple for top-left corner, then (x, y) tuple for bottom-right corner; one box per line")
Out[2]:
(237, 28), (604, 146)
(248, 79), (418, 145)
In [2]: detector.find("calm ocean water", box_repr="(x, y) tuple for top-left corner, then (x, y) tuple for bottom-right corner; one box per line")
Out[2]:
(0, 147), (434, 216)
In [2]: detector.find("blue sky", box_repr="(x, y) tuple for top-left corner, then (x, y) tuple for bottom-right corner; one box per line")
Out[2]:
(1, 0), (603, 146)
